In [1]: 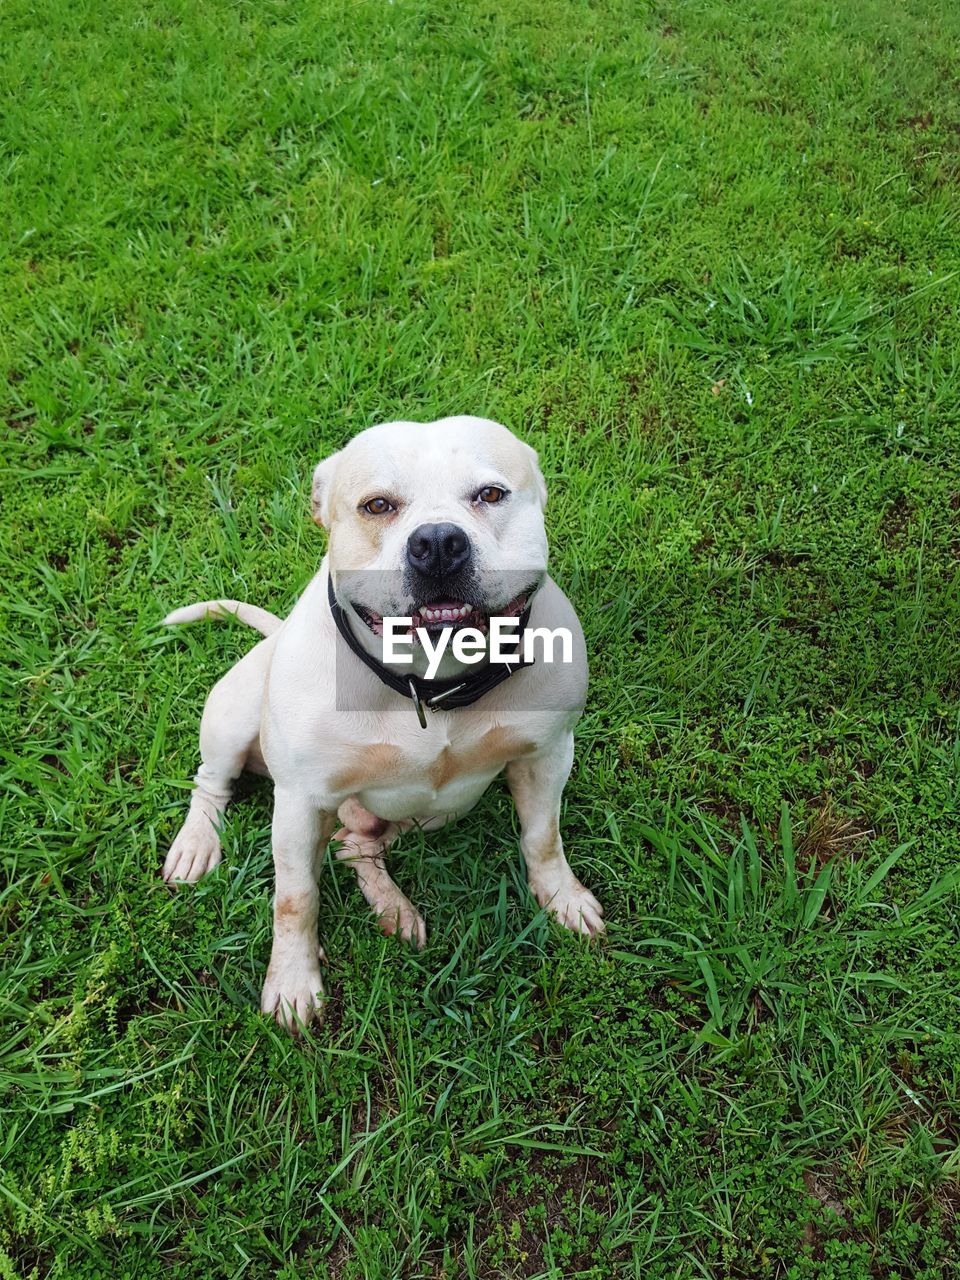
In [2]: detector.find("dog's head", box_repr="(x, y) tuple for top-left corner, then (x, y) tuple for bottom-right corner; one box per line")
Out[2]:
(313, 416), (548, 644)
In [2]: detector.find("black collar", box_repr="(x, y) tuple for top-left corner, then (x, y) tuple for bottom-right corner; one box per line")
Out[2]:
(327, 576), (535, 727)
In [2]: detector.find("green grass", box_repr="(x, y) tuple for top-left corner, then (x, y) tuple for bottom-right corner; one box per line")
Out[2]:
(3, 0), (960, 1275)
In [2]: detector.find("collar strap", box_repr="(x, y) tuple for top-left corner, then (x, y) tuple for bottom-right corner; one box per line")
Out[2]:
(327, 576), (534, 726)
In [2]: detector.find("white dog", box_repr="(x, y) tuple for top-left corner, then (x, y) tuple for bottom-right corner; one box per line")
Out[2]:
(163, 416), (603, 1031)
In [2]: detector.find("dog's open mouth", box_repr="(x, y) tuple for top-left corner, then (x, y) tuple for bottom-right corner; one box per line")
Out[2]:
(352, 591), (531, 640)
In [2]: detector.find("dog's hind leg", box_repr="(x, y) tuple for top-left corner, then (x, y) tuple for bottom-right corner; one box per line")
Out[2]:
(332, 798), (427, 947)
(163, 637), (275, 885)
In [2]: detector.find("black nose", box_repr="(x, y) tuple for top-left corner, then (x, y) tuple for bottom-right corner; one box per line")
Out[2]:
(406, 522), (472, 578)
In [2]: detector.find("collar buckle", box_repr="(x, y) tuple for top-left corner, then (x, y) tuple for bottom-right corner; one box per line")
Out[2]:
(410, 679), (469, 726)
(408, 679), (428, 729)
(425, 682), (467, 709)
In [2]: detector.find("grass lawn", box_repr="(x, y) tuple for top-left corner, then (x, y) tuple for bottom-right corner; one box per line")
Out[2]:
(4, 0), (960, 1275)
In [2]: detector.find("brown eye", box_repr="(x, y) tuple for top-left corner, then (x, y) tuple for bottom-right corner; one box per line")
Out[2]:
(361, 496), (395, 516)
(477, 485), (507, 504)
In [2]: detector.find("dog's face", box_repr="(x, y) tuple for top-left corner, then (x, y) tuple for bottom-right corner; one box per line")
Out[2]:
(313, 416), (548, 642)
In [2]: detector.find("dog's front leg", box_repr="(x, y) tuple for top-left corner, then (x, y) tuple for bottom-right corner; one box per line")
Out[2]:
(506, 735), (604, 938)
(261, 788), (335, 1032)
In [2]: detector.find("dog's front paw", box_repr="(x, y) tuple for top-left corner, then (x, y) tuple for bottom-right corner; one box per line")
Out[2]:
(531, 873), (605, 938)
(260, 956), (325, 1033)
(163, 820), (222, 885)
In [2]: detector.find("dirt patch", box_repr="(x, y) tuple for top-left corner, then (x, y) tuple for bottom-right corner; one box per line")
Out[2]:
(347, 1067), (394, 1138)
(101, 524), (144, 564)
(880, 494), (912, 548)
(319, 978), (345, 1040)
(802, 1164), (851, 1258)
(290, 1219), (355, 1274)
(471, 1149), (619, 1278)
(761, 548), (809, 568)
(937, 1179), (960, 1226)
(691, 796), (744, 835)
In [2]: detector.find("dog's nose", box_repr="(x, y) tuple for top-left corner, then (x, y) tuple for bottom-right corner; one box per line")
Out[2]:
(406, 522), (472, 578)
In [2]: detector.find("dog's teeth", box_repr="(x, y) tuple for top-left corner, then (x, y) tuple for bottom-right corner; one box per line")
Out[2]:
(418, 603), (473, 624)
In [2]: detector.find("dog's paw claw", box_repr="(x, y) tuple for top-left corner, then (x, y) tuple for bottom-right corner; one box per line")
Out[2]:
(163, 824), (222, 885)
(533, 876), (605, 938)
(377, 901), (427, 949)
(260, 963), (325, 1033)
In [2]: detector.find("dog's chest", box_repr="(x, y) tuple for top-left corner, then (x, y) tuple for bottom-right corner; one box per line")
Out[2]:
(327, 722), (536, 819)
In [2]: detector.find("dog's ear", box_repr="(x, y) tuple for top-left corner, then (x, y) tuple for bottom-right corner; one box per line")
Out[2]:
(523, 442), (548, 511)
(311, 450), (342, 528)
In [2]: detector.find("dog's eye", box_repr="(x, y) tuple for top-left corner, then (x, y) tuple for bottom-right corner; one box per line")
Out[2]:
(476, 486), (508, 504)
(361, 497), (395, 516)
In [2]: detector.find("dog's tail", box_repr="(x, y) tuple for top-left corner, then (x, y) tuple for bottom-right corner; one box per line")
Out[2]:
(162, 600), (282, 637)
